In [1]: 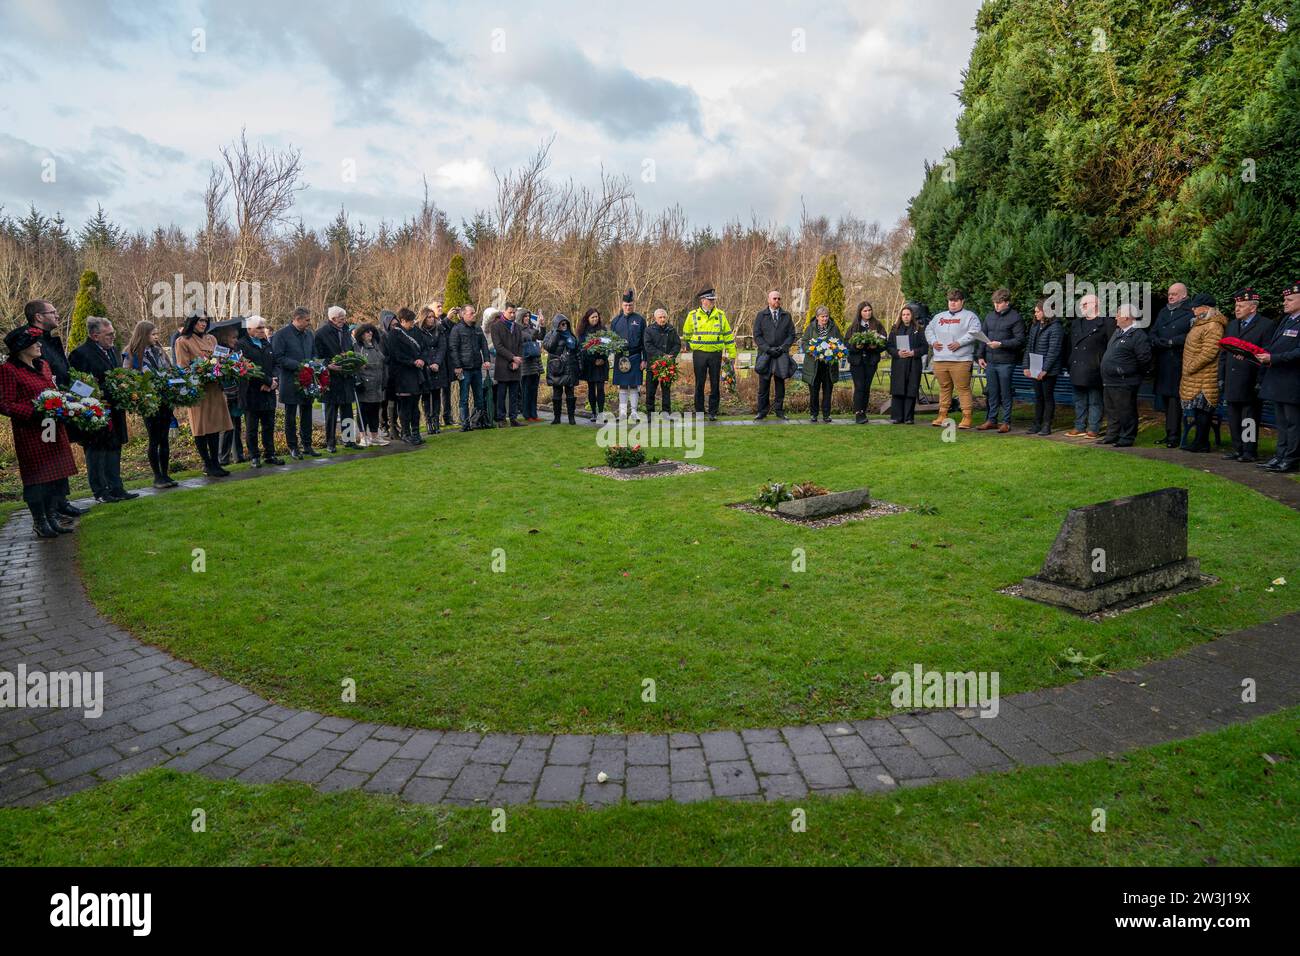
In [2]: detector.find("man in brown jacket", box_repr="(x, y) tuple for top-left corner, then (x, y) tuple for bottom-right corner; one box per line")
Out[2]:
(1178, 293), (1227, 453)
(490, 304), (524, 426)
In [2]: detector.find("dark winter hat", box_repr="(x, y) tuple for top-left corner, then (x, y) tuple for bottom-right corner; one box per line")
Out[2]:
(1232, 288), (1261, 302)
(695, 288), (716, 300)
(4, 324), (43, 355)
(1190, 292), (1217, 310)
(621, 289), (635, 303)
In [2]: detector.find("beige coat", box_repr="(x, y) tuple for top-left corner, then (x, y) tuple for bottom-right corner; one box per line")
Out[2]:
(173, 333), (234, 436)
(1179, 310), (1227, 405)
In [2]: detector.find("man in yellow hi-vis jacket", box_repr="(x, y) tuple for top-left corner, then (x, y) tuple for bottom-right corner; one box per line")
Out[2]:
(683, 288), (735, 419)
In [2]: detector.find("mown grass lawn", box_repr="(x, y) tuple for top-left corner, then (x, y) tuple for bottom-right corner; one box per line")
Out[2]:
(76, 423), (1300, 733)
(3, 708), (1296, 866)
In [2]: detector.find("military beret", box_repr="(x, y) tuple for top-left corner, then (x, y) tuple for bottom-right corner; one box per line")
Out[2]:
(1232, 288), (1261, 302)
(1284, 281), (1300, 297)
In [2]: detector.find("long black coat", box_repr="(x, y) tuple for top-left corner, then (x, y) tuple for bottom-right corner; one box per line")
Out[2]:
(886, 325), (926, 398)
(236, 335), (278, 412)
(33, 327), (70, 388)
(417, 323), (449, 390)
(490, 318), (523, 383)
(446, 321), (490, 371)
(314, 322), (357, 404)
(385, 324), (427, 395)
(543, 327), (581, 387)
(1066, 316), (1116, 388)
(1260, 312), (1300, 405)
(1219, 314), (1275, 403)
(579, 328), (611, 383)
(1150, 302), (1194, 396)
(69, 340), (127, 448)
(753, 308), (796, 379)
(271, 323), (315, 405)
(643, 321), (681, 363)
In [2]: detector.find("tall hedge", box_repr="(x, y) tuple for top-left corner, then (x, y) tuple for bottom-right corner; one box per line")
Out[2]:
(805, 253), (846, 331)
(68, 269), (106, 349)
(902, 0), (1297, 318)
(443, 253), (470, 310)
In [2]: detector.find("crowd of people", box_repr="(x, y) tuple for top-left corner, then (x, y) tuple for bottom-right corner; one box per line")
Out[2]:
(3, 278), (1298, 539)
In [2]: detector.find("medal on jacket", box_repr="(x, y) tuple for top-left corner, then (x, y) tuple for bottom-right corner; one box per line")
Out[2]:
(618, 355), (632, 373)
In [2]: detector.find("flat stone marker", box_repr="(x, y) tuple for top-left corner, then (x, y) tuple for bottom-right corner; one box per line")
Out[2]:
(776, 488), (871, 519)
(1019, 487), (1202, 613)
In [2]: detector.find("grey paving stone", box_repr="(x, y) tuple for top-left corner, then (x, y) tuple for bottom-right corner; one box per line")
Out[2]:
(548, 734), (593, 765)
(283, 748), (346, 784)
(440, 731), (482, 747)
(470, 734), (520, 764)
(625, 764), (670, 802)
(901, 725), (955, 758)
(781, 725), (831, 754)
(96, 748), (169, 781)
(828, 733), (877, 767)
(535, 765), (584, 802)
(45, 746), (122, 783)
(217, 735), (283, 770)
(741, 727), (782, 744)
(795, 752), (851, 790)
(586, 750), (626, 783)
(269, 729), (338, 763)
(709, 760), (759, 796)
(162, 725), (224, 755)
(394, 730), (443, 761)
(927, 754), (978, 779)
(177, 704), (243, 733)
(502, 747), (547, 784)
(699, 730), (746, 762)
(820, 722), (857, 738)
(236, 756), (297, 784)
(593, 734), (626, 750)
(265, 710), (323, 741)
(402, 776), (451, 804)
(759, 773), (808, 800)
(371, 726), (414, 742)
(854, 719), (907, 748)
(318, 769), (369, 793)
(874, 745), (935, 781)
(363, 758), (421, 794)
(323, 722), (378, 751)
(518, 734), (553, 750)
(748, 740), (798, 775)
(946, 732), (1014, 769)
(212, 716), (278, 748)
(887, 713), (923, 729)
(446, 763), (505, 802)
(341, 739), (401, 773)
(626, 733), (669, 765)
(669, 732), (699, 749)
(491, 782), (536, 805)
(417, 744), (476, 779)
(582, 781), (623, 806)
(671, 780), (713, 803)
(669, 747), (708, 781)
(314, 716), (353, 733)
(848, 765), (897, 793)
(164, 742), (230, 772)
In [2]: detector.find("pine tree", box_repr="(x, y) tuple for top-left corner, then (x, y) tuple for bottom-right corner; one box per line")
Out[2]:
(444, 253), (470, 310)
(903, 0), (1295, 315)
(79, 204), (123, 251)
(68, 269), (107, 350)
(804, 253), (846, 332)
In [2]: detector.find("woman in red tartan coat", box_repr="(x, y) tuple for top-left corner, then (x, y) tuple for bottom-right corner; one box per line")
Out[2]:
(1, 326), (78, 538)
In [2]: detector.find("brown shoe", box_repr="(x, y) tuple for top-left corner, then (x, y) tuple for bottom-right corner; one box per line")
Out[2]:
(1064, 429), (1086, 438)
(1085, 431), (1101, 440)
(977, 421), (996, 431)
(931, 417), (950, 427)
(957, 416), (973, 430)
(997, 424), (1010, 434)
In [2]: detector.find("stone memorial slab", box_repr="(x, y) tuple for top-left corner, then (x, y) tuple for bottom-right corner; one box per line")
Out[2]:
(776, 488), (871, 519)
(1019, 487), (1203, 613)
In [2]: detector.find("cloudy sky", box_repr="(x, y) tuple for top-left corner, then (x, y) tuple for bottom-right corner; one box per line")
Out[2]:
(0, 0), (982, 237)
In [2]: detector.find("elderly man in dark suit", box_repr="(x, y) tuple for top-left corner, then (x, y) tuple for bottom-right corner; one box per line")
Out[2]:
(237, 316), (283, 467)
(1150, 282), (1194, 447)
(272, 306), (320, 459)
(1219, 288), (1274, 463)
(1258, 280), (1300, 473)
(1099, 304), (1152, 447)
(752, 290), (795, 420)
(315, 305), (359, 452)
(69, 316), (138, 502)
(490, 303), (525, 426)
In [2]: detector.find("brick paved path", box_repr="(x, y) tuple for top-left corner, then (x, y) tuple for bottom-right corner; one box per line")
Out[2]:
(2, 433), (1298, 808)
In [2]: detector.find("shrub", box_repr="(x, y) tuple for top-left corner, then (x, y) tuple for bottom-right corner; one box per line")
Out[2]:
(753, 481), (793, 510)
(604, 444), (647, 469)
(68, 269), (106, 350)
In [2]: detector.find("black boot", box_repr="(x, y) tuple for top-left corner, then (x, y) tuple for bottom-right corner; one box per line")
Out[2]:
(552, 398), (562, 424)
(28, 502), (58, 539)
(43, 500), (74, 533)
(568, 395), (577, 425)
(56, 500), (85, 517)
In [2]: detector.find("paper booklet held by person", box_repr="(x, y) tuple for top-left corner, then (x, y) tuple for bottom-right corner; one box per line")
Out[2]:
(1029, 353), (1044, 377)
(969, 329), (991, 344)
(896, 336), (910, 352)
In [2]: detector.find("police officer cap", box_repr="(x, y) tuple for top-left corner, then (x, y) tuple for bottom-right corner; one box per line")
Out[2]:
(696, 288), (716, 300)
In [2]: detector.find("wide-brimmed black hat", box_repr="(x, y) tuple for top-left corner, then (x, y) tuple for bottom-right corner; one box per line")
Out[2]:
(4, 324), (43, 355)
(1189, 292), (1217, 310)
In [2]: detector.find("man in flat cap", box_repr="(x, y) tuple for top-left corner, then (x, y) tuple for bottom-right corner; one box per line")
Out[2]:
(683, 287), (735, 420)
(1258, 280), (1300, 472)
(1220, 288), (1274, 463)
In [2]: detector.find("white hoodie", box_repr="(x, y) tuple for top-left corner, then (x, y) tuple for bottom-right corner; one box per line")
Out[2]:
(925, 309), (981, 362)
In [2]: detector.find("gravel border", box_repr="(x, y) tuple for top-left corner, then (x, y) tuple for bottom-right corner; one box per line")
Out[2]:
(581, 460), (716, 481)
(727, 499), (907, 527)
